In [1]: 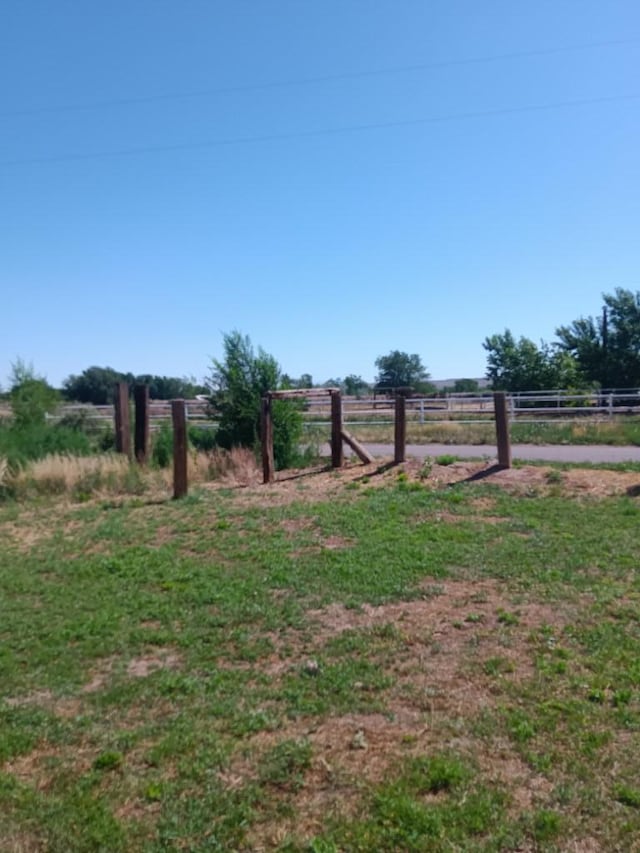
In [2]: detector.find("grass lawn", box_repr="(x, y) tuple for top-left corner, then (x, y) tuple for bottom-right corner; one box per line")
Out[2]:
(2, 459), (640, 851)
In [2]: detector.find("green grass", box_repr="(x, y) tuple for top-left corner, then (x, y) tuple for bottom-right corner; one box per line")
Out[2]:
(1, 471), (640, 849)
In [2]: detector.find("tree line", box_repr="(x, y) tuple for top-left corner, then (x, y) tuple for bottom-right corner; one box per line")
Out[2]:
(484, 288), (640, 391)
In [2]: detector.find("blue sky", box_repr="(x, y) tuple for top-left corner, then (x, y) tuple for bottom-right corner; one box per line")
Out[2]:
(2, 1), (639, 389)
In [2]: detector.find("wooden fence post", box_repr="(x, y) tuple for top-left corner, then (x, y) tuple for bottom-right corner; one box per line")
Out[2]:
(494, 392), (512, 469)
(172, 399), (188, 498)
(331, 390), (344, 468)
(394, 394), (406, 464)
(134, 384), (150, 464)
(114, 382), (131, 458)
(261, 394), (275, 484)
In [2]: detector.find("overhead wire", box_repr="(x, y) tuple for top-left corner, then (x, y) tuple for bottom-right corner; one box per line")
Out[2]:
(2, 91), (638, 168)
(1, 36), (638, 120)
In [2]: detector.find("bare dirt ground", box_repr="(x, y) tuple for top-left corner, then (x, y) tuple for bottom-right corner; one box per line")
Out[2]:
(221, 456), (640, 508)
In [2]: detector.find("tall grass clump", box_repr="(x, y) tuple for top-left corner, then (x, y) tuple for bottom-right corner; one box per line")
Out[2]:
(8, 454), (137, 501)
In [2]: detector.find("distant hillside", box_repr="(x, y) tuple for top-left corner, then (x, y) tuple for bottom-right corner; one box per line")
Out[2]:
(430, 377), (491, 391)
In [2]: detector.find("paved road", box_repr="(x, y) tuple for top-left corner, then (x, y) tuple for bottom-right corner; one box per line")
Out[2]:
(331, 443), (640, 464)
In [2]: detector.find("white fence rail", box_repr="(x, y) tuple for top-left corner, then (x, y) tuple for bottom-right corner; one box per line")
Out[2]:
(10, 389), (640, 432)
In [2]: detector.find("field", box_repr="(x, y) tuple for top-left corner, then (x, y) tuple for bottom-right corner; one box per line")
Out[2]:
(2, 458), (640, 851)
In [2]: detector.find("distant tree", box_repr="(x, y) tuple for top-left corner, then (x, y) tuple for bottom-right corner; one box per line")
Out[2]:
(556, 288), (640, 388)
(343, 374), (369, 397)
(374, 351), (430, 392)
(207, 331), (302, 470)
(282, 373), (314, 389)
(9, 359), (60, 427)
(483, 330), (582, 391)
(135, 374), (207, 399)
(63, 367), (207, 403)
(321, 378), (343, 389)
(62, 366), (129, 404)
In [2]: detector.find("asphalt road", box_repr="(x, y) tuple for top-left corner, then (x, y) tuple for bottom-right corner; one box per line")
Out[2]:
(333, 443), (640, 464)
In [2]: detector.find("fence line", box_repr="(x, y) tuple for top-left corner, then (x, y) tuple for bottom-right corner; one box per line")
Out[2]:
(37, 388), (640, 432)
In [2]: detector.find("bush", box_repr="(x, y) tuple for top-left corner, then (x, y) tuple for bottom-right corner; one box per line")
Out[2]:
(0, 421), (92, 469)
(151, 423), (173, 468)
(207, 331), (303, 470)
(188, 426), (217, 452)
(150, 424), (219, 469)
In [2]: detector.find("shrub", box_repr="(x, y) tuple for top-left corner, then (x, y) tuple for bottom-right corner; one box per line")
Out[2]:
(207, 331), (303, 470)
(151, 423), (173, 468)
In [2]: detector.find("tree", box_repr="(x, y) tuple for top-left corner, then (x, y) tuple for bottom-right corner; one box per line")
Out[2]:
(374, 351), (430, 392)
(556, 289), (640, 388)
(207, 331), (303, 470)
(62, 366), (129, 404)
(135, 374), (207, 399)
(483, 330), (582, 391)
(343, 374), (369, 397)
(9, 359), (60, 428)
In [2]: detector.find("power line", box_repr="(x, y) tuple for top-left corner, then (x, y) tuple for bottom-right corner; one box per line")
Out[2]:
(1, 36), (638, 120)
(2, 91), (637, 168)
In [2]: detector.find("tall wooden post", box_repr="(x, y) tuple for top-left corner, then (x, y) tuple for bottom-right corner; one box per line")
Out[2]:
(394, 394), (406, 464)
(134, 384), (150, 464)
(261, 394), (275, 484)
(172, 399), (188, 498)
(331, 390), (344, 468)
(114, 382), (131, 458)
(494, 392), (512, 469)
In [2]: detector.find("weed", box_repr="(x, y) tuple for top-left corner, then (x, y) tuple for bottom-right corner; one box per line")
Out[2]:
(92, 751), (123, 771)
(615, 785), (640, 809)
(435, 454), (457, 466)
(258, 739), (312, 790)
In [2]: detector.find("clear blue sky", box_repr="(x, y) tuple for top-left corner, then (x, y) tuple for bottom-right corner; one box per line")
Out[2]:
(2, 1), (639, 389)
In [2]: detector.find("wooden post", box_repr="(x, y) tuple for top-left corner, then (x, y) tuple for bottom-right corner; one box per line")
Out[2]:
(114, 382), (131, 457)
(341, 429), (374, 464)
(172, 399), (188, 498)
(331, 390), (344, 468)
(261, 394), (275, 484)
(394, 394), (406, 464)
(134, 384), (150, 464)
(494, 392), (512, 469)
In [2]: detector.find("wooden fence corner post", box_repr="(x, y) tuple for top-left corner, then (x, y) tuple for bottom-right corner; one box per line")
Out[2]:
(134, 384), (150, 465)
(261, 394), (275, 484)
(494, 392), (512, 469)
(331, 390), (344, 468)
(172, 399), (188, 498)
(394, 393), (406, 464)
(114, 382), (131, 458)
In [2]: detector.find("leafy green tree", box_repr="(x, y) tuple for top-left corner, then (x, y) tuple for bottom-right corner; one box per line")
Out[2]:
(374, 351), (430, 392)
(556, 289), (640, 388)
(9, 359), (60, 428)
(483, 330), (582, 391)
(207, 331), (303, 470)
(62, 366), (129, 404)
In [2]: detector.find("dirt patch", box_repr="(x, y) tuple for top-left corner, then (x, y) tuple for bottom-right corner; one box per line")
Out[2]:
(5, 745), (94, 791)
(304, 579), (562, 644)
(126, 650), (182, 678)
(202, 457), (640, 511)
(228, 579), (583, 849)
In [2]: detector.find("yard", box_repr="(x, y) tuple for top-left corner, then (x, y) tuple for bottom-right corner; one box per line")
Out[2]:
(2, 458), (640, 851)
